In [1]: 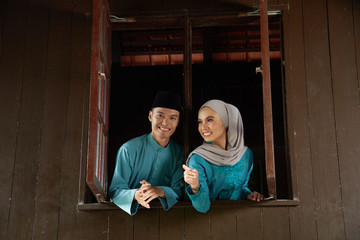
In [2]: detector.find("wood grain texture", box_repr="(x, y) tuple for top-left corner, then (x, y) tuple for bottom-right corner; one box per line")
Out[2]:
(184, 208), (210, 240)
(210, 208), (237, 240)
(5, 0), (49, 238)
(237, 207), (263, 240)
(327, 0), (360, 239)
(32, 0), (72, 238)
(109, 210), (134, 240)
(134, 209), (160, 240)
(0, 0), (28, 238)
(159, 208), (185, 240)
(0, 0), (359, 240)
(282, 0), (318, 239)
(263, 207), (290, 240)
(57, 0), (92, 238)
(302, 0), (346, 239)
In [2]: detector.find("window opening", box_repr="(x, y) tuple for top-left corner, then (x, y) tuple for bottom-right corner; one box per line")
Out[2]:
(84, 10), (293, 205)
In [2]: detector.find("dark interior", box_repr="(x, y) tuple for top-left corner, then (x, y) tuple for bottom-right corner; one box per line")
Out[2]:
(107, 19), (291, 200)
(108, 62), (290, 200)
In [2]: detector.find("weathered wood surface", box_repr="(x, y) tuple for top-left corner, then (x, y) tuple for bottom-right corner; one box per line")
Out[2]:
(0, 0), (359, 239)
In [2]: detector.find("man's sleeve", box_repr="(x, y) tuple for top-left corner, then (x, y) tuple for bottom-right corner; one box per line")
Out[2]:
(108, 146), (139, 215)
(158, 148), (184, 210)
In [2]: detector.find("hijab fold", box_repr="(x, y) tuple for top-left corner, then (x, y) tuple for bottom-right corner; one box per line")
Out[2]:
(186, 100), (247, 166)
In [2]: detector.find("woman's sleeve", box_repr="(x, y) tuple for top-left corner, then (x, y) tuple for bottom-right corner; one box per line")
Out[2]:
(186, 156), (211, 213)
(240, 148), (254, 200)
(108, 147), (139, 216)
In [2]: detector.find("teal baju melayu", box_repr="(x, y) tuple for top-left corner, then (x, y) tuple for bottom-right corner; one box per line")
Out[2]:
(186, 148), (254, 213)
(109, 133), (184, 215)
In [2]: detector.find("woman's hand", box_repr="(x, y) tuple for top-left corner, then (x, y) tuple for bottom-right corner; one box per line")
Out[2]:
(182, 164), (200, 193)
(247, 191), (264, 202)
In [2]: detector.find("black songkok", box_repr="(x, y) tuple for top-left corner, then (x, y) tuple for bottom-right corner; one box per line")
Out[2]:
(151, 91), (182, 112)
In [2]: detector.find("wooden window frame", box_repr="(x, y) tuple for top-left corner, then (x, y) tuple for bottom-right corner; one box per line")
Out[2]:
(85, 0), (111, 203)
(79, 0), (299, 209)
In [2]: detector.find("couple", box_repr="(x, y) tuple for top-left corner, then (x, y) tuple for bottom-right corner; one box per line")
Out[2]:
(108, 91), (263, 216)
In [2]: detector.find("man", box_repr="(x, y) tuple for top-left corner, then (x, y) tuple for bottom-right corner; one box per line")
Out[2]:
(109, 91), (184, 215)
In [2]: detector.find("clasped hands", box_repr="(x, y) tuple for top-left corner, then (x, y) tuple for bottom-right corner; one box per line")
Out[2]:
(134, 180), (165, 209)
(183, 164), (263, 201)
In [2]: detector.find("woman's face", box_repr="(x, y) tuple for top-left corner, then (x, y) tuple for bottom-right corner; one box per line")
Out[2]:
(198, 106), (227, 149)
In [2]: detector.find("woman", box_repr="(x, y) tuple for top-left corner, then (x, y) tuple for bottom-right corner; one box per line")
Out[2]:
(183, 99), (263, 213)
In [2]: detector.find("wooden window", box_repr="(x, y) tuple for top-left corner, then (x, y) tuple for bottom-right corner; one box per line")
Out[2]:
(86, 0), (111, 203)
(80, 1), (297, 208)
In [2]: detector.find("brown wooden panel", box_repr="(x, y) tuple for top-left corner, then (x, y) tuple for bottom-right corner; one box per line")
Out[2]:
(159, 208), (184, 240)
(0, 0), (27, 238)
(57, 0), (92, 238)
(327, 0), (360, 239)
(31, 0), (73, 238)
(210, 208), (237, 240)
(263, 207), (290, 239)
(109, 210), (134, 240)
(237, 208), (263, 240)
(184, 208), (210, 240)
(282, 1), (318, 239)
(5, 0), (49, 238)
(134, 209), (160, 240)
(0, 0), (4, 56)
(81, 211), (109, 239)
(355, 0), (360, 90)
(163, 0), (187, 11)
(302, 0), (346, 239)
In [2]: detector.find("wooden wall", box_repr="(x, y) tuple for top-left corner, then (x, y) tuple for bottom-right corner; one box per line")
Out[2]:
(0, 0), (359, 239)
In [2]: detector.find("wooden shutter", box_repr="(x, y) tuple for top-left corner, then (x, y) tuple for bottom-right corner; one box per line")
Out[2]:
(87, 0), (111, 203)
(260, 0), (277, 199)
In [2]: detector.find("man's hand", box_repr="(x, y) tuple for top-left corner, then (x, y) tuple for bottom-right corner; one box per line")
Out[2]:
(247, 191), (264, 202)
(134, 180), (165, 209)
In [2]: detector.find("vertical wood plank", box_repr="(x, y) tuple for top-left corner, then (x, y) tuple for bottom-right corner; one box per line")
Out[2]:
(109, 210), (134, 240)
(237, 208), (263, 240)
(0, 0), (27, 238)
(327, 0), (360, 239)
(263, 207), (290, 239)
(302, 0), (346, 239)
(6, 0), (50, 238)
(0, 0), (5, 56)
(159, 209), (184, 240)
(183, 16), (192, 159)
(81, 211), (109, 239)
(282, 0), (318, 239)
(57, 0), (92, 238)
(134, 209), (160, 240)
(210, 208), (237, 240)
(31, 0), (73, 238)
(355, 0), (360, 90)
(184, 208), (210, 240)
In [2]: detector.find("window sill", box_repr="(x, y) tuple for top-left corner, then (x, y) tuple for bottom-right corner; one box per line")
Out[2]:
(77, 199), (299, 211)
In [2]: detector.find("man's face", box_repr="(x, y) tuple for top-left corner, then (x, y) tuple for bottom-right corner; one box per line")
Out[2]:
(148, 107), (180, 142)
